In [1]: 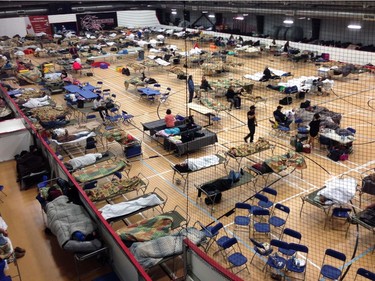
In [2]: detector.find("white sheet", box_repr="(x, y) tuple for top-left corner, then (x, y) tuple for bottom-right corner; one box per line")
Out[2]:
(68, 153), (103, 170)
(51, 131), (96, 146)
(243, 72), (263, 81)
(155, 58), (170, 66)
(22, 96), (50, 108)
(186, 155), (220, 171)
(99, 194), (163, 220)
(318, 177), (357, 204)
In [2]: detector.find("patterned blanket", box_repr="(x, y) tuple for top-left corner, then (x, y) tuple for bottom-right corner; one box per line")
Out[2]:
(85, 176), (142, 202)
(130, 227), (206, 269)
(72, 160), (129, 183)
(116, 215), (173, 242)
(264, 151), (307, 173)
(101, 128), (135, 145)
(228, 138), (271, 157)
(200, 97), (227, 112)
(30, 106), (70, 122)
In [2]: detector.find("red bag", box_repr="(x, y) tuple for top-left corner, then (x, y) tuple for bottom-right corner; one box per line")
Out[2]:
(340, 154), (349, 161)
(303, 146), (311, 154)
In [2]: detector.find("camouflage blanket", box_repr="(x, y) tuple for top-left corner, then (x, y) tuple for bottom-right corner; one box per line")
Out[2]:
(228, 138), (271, 157)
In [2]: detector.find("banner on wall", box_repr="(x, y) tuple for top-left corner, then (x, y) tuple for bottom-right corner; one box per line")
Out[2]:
(25, 15), (52, 36)
(76, 12), (117, 32)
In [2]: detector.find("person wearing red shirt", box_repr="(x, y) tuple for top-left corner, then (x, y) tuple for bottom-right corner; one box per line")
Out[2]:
(164, 109), (175, 128)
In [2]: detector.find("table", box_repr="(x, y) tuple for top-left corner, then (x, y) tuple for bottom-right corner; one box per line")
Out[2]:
(64, 84), (98, 99)
(137, 88), (161, 102)
(188, 103), (215, 126)
(320, 130), (355, 145)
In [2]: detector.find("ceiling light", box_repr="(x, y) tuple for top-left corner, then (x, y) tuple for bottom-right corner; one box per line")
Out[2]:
(348, 24), (361, 29)
(283, 19), (294, 24)
(171, 11), (177, 15)
(235, 16), (244, 20)
(208, 14), (215, 18)
(202, 11), (208, 14)
(243, 14), (248, 16)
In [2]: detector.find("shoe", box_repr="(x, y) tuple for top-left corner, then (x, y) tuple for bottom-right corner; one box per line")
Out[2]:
(194, 96), (198, 98)
(240, 168), (244, 175)
(244, 137), (248, 143)
(15, 252), (25, 259)
(15, 247), (26, 253)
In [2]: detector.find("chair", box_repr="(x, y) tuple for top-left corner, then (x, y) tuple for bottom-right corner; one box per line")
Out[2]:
(269, 119), (290, 137)
(83, 181), (98, 190)
(153, 83), (161, 90)
(102, 89), (111, 98)
(250, 193), (269, 214)
(112, 171), (122, 181)
(264, 240), (288, 276)
(269, 203), (290, 237)
(221, 237), (250, 275)
(86, 114), (97, 123)
(258, 187), (277, 209)
(37, 175), (49, 189)
(85, 136), (97, 153)
(233, 203), (252, 236)
(279, 228), (302, 257)
(211, 115), (221, 126)
(121, 110), (134, 124)
(252, 209), (271, 240)
(194, 221), (223, 253)
(354, 268), (375, 281)
(318, 249), (346, 280)
(249, 238), (273, 270)
(95, 81), (103, 90)
(329, 207), (351, 235)
(213, 227), (232, 256)
(284, 243), (308, 281)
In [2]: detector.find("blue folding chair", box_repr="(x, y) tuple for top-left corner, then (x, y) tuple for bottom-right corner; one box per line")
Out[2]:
(233, 202), (252, 236)
(251, 193), (269, 214)
(249, 238), (273, 270)
(121, 110), (134, 124)
(329, 207), (351, 236)
(269, 203), (290, 237)
(284, 243), (308, 280)
(258, 187), (277, 209)
(354, 268), (375, 281)
(194, 221), (223, 253)
(279, 228), (302, 257)
(264, 240), (288, 276)
(37, 175), (49, 189)
(319, 249), (346, 280)
(221, 237), (250, 275)
(252, 209), (271, 240)
(112, 171), (122, 181)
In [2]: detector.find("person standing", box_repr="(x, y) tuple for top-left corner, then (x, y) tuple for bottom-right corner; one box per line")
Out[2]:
(308, 113), (321, 149)
(187, 75), (194, 103)
(244, 105), (257, 143)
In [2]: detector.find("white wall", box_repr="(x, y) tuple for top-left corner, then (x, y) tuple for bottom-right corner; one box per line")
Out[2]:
(117, 10), (160, 28)
(0, 17), (27, 37)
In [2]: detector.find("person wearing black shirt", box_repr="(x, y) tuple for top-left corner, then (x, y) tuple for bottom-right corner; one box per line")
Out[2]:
(225, 85), (241, 110)
(196, 76), (213, 99)
(308, 113), (321, 149)
(273, 105), (292, 128)
(244, 105), (257, 143)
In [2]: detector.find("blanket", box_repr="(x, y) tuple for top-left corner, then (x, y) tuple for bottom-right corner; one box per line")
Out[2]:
(72, 160), (129, 183)
(85, 176), (142, 201)
(185, 155), (220, 171)
(200, 97), (227, 112)
(46, 195), (102, 252)
(228, 138), (271, 157)
(264, 151), (307, 173)
(116, 215), (173, 242)
(317, 177), (357, 204)
(99, 194), (163, 220)
(130, 227), (206, 269)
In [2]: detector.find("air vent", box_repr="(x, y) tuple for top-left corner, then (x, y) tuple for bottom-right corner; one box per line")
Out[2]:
(76, 7), (85, 12)
(17, 10), (25, 15)
(363, 14), (375, 21)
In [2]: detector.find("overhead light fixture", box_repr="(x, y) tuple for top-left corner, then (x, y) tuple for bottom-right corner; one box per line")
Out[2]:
(202, 11), (208, 14)
(283, 19), (294, 24)
(171, 11), (177, 15)
(348, 24), (361, 29)
(208, 14), (215, 18)
(243, 14), (249, 16)
(235, 16), (244, 20)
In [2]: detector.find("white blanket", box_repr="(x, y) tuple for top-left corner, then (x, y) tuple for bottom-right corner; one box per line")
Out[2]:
(22, 96), (50, 108)
(68, 153), (102, 170)
(186, 155), (220, 171)
(51, 131), (96, 145)
(318, 177), (357, 204)
(99, 194), (163, 220)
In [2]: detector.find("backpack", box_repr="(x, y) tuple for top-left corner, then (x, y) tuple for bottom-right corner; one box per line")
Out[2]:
(285, 85), (298, 94)
(279, 96), (292, 105)
(300, 100), (311, 108)
(295, 141), (303, 152)
(205, 192), (222, 205)
(122, 67), (130, 76)
(328, 149), (341, 161)
(296, 91), (305, 99)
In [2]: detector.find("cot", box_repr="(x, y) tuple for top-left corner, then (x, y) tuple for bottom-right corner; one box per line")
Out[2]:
(348, 209), (375, 248)
(101, 187), (168, 223)
(171, 152), (228, 191)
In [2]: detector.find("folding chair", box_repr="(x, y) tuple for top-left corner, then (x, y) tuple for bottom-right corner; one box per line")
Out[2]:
(264, 240), (288, 277)
(269, 203), (290, 238)
(220, 237), (250, 275)
(250, 193), (269, 214)
(121, 110), (134, 124)
(284, 243), (308, 281)
(318, 249), (346, 280)
(95, 81), (103, 90)
(233, 202), (252, 236)
(37, 175), (49, 189)
(354, 268), (375, 281)
(252, 209), (271, 240)
(279, 228), (302, 257)
(102, 89), (111, 98)
(213, 227), (232, 256)
(258, 187), (277, 209)
(194, 221), (223, 253)
(329, 207), (351, 236)
(249, 238), (273, 270)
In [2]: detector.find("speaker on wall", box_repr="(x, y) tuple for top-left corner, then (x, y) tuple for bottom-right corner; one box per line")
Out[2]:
(215, 13), (223, 25)
(311, 18), (321, 40)
(49, 3), (72, 14)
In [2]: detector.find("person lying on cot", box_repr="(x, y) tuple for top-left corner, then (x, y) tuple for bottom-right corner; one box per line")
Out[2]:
(51, 129), (92, 142)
